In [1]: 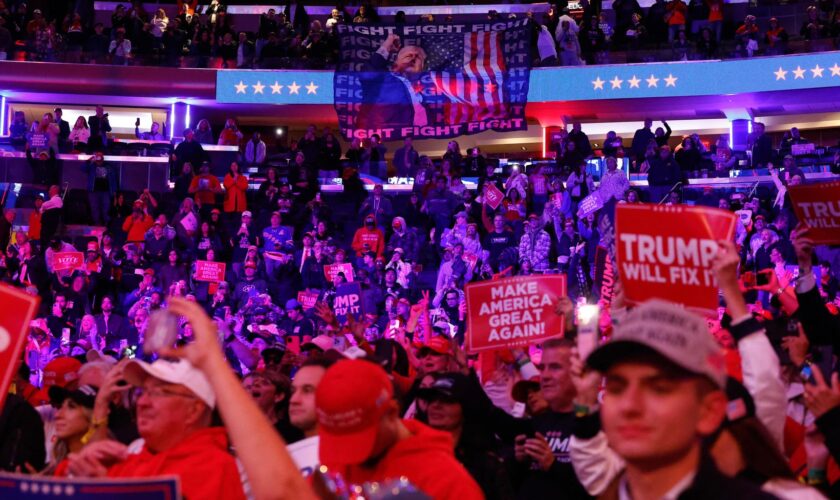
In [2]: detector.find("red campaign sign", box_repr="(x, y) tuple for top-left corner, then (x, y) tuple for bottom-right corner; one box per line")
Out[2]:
(194, 261), (226, 282)
(52, 252), (84, 272)
(0, 284), (40, 411)
(465, 275), (567, 353)
(484, 183), (504, 210)
(615, 204), (736, 314)
(324, 263), (355, 283)
(789, 181), (840, 244)
(297, 290), (320, 310)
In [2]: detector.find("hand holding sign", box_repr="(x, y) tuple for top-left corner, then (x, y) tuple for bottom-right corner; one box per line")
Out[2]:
(789, 181), (840, 244)
(465, 275), (567, 353)
(0, 285), (40, 412)
(615, 204), (737, 313)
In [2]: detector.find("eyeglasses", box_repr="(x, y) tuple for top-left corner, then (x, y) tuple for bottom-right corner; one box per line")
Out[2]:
(134, 386), (198, 400)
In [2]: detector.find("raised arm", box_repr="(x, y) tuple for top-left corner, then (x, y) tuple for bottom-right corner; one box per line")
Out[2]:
(163, 298), (316, 500)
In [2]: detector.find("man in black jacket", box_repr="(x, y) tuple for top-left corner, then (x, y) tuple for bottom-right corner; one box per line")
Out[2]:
(54, 108), (70, 150)
(586, 300), (774, 499)
(87, 105), (111, 151)
(647, 145), (682, 204)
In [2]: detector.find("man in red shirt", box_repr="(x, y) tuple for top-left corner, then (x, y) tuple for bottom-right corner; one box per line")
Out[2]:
(316, 359), (483, 499)
(351, 214), (385, 257)
(67, 358), (246, 500)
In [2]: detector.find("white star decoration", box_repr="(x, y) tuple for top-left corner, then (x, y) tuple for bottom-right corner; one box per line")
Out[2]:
(233, 79), (321, 97)
(773, 63), (840, 81)
(589, 73), (677, 91)
(774, 63), (840, 80)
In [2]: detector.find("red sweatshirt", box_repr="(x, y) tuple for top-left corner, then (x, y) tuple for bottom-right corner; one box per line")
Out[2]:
(107, 427), (246, 500)
(322, 419), (483, 500)
(351, 227), (385, 257)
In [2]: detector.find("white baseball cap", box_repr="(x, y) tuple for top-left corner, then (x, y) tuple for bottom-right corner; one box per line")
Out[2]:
(124, 358), (216, 408)
(587, 299), (726, 389)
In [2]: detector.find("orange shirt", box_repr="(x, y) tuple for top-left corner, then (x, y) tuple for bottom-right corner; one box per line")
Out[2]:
(222, 173), (249, 213)
(190, 174), (221, 206)
(706, 0), (724, 21)
(667, 0), (687, 25)
(122, 213), (154, 243)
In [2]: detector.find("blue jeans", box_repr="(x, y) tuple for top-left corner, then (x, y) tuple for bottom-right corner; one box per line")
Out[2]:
(89, 190), (111, 226)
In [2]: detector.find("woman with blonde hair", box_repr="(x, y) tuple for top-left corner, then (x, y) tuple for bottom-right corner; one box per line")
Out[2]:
(68, 116), (90, 146)
(194, 118), (214, 144)
(48, 385), (99, 476)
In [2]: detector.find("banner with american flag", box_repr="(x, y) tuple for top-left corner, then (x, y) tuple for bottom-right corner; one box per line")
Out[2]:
(334, 21), (532, 141)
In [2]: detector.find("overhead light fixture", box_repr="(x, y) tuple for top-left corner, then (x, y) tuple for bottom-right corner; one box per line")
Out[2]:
(276, 128), (284, 136)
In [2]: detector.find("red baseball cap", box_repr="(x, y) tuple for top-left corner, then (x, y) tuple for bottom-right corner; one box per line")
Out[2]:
(418, 336), (451, 356)
(316, 360), (394, 466)
(43, 357), (82, 388)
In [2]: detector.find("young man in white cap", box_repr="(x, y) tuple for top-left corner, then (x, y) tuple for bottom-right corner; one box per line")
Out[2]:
(585, 299), (775, 499)
(67, 358), (246, 500)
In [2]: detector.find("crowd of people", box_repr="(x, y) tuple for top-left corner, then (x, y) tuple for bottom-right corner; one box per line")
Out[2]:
(1, 110), (840, 499)
(1, 0), (840, 69)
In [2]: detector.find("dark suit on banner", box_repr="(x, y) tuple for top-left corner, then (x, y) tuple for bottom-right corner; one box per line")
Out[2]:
(357, 48), (427, 131)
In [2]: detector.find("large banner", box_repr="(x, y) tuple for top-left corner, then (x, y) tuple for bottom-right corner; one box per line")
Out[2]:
(0, 473), (180, 499)
(334, 21), (532, 141)
(465, 275), (566, 353)
(615, 204), (736, 313)
(789, 181), (840, 244)
(0, 285), (40, 410)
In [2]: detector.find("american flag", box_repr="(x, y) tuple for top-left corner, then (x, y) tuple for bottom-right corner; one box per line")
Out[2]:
(427, 31), (509, 124)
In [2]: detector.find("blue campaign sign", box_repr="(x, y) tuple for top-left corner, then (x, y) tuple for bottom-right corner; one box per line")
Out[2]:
(334, 282), (363, 323)
(216, 70), (334, 104)
(0, 473), (180, 499)
(216, 52), (840, 107)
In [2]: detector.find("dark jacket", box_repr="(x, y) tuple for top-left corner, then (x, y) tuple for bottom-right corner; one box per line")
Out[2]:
(0, 394), (46, 472)
(597, 454), (776, 500)
(357, 51), (419, 130)
(95, 312), (131, 350)
(82, 158), (119, 195)
(648, 155), (682, 186)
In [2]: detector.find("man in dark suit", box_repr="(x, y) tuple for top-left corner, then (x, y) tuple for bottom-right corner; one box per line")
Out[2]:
(357, 33), (428, 131)
(88, 105), (111, 151)
(54, 108), (70, 150)
(393, 136), (419, 177)
(95, 295), (130, 350)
